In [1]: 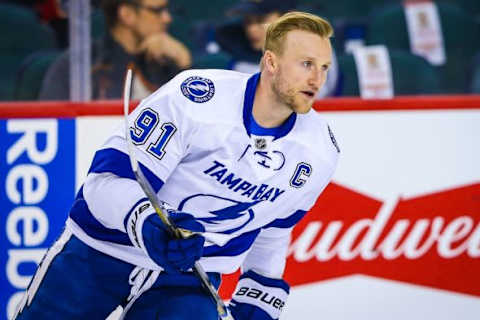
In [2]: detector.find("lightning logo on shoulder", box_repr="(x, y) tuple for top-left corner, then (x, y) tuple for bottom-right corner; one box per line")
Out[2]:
(181, 76), (215, 103)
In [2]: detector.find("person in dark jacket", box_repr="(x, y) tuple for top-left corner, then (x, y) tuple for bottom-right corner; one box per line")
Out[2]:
(40, 0), (191, 100)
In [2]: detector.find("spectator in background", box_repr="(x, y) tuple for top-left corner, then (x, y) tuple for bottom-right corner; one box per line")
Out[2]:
(40, 0), (191, 100)
(215, 0), (340, 97)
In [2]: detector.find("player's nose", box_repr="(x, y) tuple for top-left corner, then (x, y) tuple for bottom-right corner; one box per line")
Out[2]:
(308, 71), (322, 90)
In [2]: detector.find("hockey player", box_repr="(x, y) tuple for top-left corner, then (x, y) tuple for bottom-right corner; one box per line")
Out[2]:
(14, 11), (339, 320)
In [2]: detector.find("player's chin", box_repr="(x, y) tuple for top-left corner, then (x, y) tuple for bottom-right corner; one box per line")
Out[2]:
(293, 98), (314, 114)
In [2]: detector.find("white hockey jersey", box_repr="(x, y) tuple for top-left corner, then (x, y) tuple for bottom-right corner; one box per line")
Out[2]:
(66, 69), (340, 278)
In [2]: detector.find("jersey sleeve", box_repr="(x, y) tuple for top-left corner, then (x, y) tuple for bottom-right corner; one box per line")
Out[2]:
(241, 179), (333, 278)
(81, 72), (198, 232)
(241, 226), (292, 278)
(242, 204), (311, 278)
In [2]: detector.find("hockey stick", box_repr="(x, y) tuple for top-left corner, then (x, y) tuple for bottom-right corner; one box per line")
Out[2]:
(123, 69), (232, 320)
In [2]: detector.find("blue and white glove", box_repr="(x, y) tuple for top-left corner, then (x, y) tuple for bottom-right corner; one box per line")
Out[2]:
(125, 199), (205, 273)
(228, 270), (290, 320)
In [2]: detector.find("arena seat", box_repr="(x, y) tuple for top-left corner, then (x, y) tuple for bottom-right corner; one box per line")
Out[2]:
(296, 0), (403, 22)
(14, 51), (61, 101)
(338, 49), (441, 96)
(91, 8), (106, 40)
(471, 53), (480, 93)
(366, 2), (480, 93)
(0, 4), (57, 100)
(192, 51), (232, 70)
(439, 0), (480, 19)
(169, 0), (238, 51)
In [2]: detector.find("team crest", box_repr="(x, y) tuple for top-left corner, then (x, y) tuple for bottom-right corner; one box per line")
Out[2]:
(181, 76), (215, 103)
(238, 144), (286, 171)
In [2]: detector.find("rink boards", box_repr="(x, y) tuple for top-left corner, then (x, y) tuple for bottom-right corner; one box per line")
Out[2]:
(1, 97), (479, 319)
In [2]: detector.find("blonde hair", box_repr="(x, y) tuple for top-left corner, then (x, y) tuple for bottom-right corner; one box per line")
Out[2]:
(264, 11), (333, 55)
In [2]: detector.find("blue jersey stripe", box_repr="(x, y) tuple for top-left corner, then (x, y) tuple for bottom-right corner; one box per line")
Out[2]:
(263, 210), (307, 229)
(203, 228), (260, 257)
(243, 73), (296, 140)
(89, 148), (164, 192)
(71, 186), (261, 256)
(240, 270), (290, 293)
(69, 187), (133, 245)
(69, 148), (165, 246)
(228, 301), (273, 320)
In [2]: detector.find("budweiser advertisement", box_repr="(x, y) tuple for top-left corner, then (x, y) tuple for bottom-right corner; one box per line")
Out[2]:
(1, 96), (479, 320)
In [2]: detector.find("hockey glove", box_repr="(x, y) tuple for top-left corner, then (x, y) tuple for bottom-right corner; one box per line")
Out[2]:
(126, 200), (205, 273)
(228, 270), (290, 320)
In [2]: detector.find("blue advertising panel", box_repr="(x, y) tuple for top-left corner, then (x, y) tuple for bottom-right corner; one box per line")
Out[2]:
(0, 119), (75, 319)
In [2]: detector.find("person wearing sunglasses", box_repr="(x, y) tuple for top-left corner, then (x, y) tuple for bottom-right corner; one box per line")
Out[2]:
(39, 0), (191, 100)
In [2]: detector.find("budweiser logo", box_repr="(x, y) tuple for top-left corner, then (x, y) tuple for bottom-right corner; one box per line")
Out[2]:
(289, 187), (480, 262)
(220, 182), (480, 299)
(285, 182), (480, 297)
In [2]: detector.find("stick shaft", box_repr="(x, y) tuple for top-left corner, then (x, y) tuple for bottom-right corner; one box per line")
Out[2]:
(122, 69), (231, 319)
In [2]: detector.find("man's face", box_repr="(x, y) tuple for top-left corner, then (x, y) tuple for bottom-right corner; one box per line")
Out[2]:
(132, 0), (172, 38)
(244, 12), (281, 51)
(270, 30), (332, 114)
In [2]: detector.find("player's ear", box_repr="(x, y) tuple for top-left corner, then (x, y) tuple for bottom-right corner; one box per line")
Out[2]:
(263, 50), (277, 73)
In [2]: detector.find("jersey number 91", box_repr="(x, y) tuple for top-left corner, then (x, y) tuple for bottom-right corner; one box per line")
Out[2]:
(129, 108), (177, 160)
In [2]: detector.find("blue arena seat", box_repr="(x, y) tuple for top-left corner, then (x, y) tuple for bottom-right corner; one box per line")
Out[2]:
(471, 53), (480, 93)
(15, 50), (61, 101)
(366, 2), (480, 93)
(0, 4), (58, 100)
(338, 49), (441, 96)
(169, 0), (238, 52)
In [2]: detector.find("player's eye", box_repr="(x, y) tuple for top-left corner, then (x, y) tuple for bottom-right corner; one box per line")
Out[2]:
(322, 64), (330, 71)
(302, 61), (312, 68)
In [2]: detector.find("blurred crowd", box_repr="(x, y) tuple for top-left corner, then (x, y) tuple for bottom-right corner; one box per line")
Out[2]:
(1, 0), (479, 101)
